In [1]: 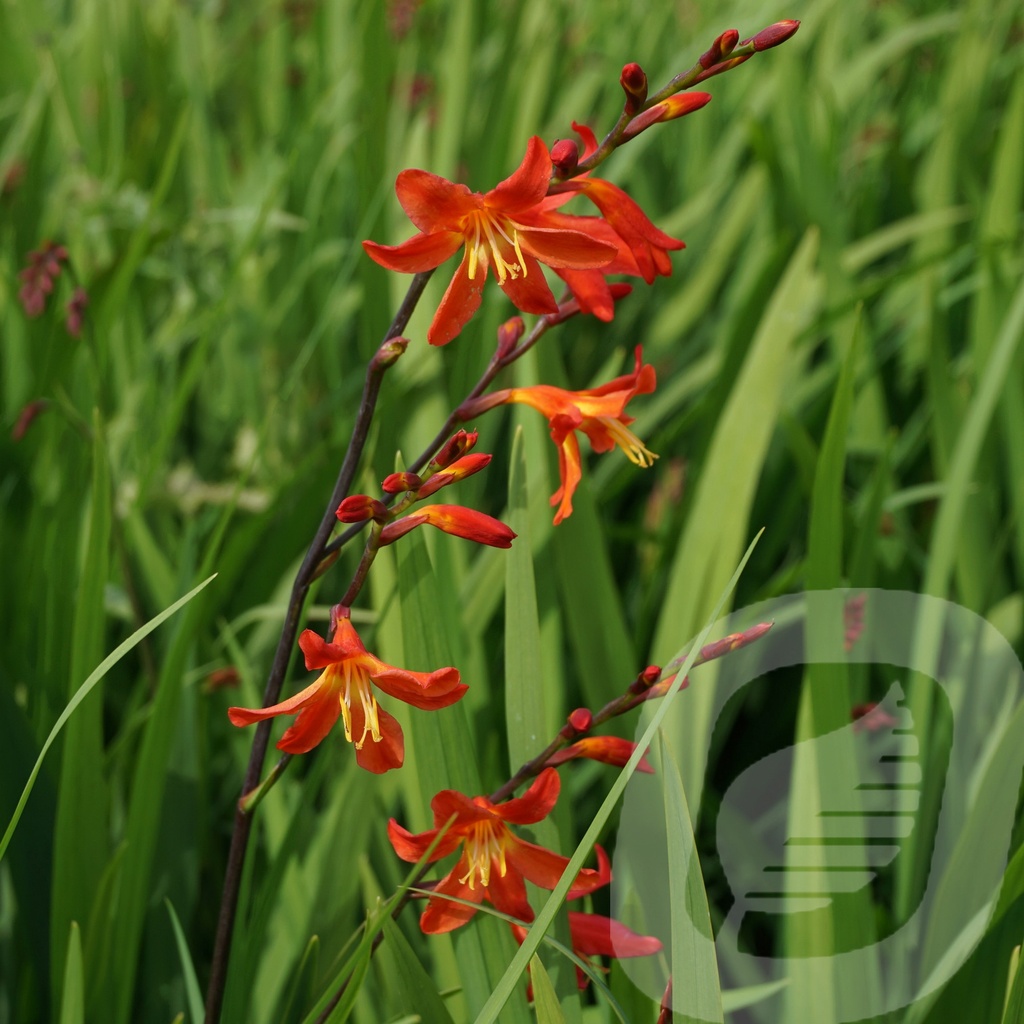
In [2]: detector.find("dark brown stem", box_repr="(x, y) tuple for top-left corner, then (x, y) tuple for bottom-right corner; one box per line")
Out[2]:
(203, 270), (433, 1024)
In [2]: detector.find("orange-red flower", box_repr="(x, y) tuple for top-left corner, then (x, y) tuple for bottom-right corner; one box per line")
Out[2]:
(460, 347), (657, 524)
(510, 847), (662, 993)
(362, 136), (618, 345)
(227, 613), (467, 773)
(387, 768), (604, 933)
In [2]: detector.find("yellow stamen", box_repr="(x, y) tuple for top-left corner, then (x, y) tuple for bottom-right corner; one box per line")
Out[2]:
(457, 821), (509, 889)
(337, 663), (383, 749)
(601, 417), (658, 467)
(465, 211), (526, 284)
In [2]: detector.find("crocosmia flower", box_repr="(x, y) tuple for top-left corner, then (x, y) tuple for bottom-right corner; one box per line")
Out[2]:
(362, 136), (618, 345)
(510, 847), (662, 994)
(460, 346), (656, 524)
(227, 612), (467, 773)
(387, 768), (604, 933)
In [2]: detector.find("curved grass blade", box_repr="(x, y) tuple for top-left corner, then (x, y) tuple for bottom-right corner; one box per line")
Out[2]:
(0, 574), (217, 863)
(165, 899), (204, 1024)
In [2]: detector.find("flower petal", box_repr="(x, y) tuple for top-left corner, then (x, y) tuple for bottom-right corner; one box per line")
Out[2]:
(395, 169), (477, 232)
(275, 689), (342, 754)
(551, 429), (583, 525)
(352, 703), (405, 773)
(298, 623), (364, 670)
(387, 820), (463, 863)
(428, 251), (486, 346)
(487, 136), (551, 213)
(517, 225), (617, 270)
(504, 837), (573, 890)
(420, 859), (485, 934)
(430, 789), (493, 829)
(487, 862), (534, 923)
(497, 254), (559, 316)
(568, 911), (663, 958)
(370, 665), (468, 710)
(362, 230), (464, 274)
(498, 767), (561, 824)
(227, 674), (330, 726)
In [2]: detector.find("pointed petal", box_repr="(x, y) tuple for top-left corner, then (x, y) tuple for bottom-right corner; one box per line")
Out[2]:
(517, 225), (617, 270)
(498, 767), (560, 824)
(353, 703), (404, 773)
(487, 136), (551, 212)
(431, 789), (493, 829)
(428, 252), (486, 345)
(275, 692), (342, 753)
(571, 121), (600, 158)
(498, 254), (559, 315)
(395, 169), (477, 232)
(298, 624), (364, 670)
(362, 231), (464, 274)
(551, 429), (582, 525)
(487, 863), (534, 923)
(504, 837), (572, 890)
(371, 667), (468, 710)
(554, 268), (616, 321)
(568, 912), (663, 958)
(420, 860), (485, 933)
(388, 819), (452, 863)
(227, 673), (330, 725)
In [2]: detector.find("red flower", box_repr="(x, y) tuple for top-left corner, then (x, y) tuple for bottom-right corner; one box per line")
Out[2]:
(18, 241), (68, 318)
(362, 136), (618, 345)
(511, 847), (662, 993)
(387, 768), (604, 933)
(460, 346), (657, 524)
(227, 613), (466, 773)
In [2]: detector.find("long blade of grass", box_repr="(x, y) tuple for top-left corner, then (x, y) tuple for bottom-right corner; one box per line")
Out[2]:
(0, 575), (217, 863)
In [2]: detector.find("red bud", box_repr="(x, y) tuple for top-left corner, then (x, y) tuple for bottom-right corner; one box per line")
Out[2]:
(699, 28), (740, 68)
(496, 315), (525, 358)
(418, 452), (492, 497)
(751, 19), (800, 51)
(620, 62), (648, 113)
(381, 471), (423, 494)
(336, 494), (388, 523)
(434, 429), (478, 469)
(550, 139), (579, 176)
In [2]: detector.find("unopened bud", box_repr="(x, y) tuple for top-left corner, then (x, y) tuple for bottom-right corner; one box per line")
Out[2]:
(434, 429), (478, 469)
(372, 334), (409, 370)
(496, 315), (525, 358)
(562, 707), (593, 738)
(751, 19), (800, 51)
(630, 664), (662, 694)
(336, 494), (388, 523)
(382, 471), (423, 494)
(619, 62), (648, 114)
(329, 603), (350, 633)
(418, 452), (492, 497)
(550, 139), (578, 177)
(699, 28), (740, 68)
(621, 91), (712, 141)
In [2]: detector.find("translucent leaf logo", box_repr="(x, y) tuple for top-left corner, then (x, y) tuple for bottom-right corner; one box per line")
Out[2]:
(613, 590), (1024, 1022)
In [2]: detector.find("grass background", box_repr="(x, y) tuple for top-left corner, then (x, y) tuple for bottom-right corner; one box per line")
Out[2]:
(2, 0), (1023, 1021)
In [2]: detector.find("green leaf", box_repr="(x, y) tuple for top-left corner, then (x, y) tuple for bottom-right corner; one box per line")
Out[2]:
(1002, 945), (1024, 1024)
(0, 575), (217, 863)
(377, 914), (457, 1024)
(58, 922), (84, 1024)
(531, 955), (568, 1024)
(165, 899), (204, 1024)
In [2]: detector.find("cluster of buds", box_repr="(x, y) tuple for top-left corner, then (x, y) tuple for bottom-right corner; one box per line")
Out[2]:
(336, 430), (515, 548)
(17, 241), (90, 339)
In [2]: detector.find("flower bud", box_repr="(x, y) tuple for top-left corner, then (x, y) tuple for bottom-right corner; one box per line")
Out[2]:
(630, 664), (662, 694)
(699, 28), (739, 69)
(381, 471), (424, 494)
(621, 91), (712, 141)
(418, 452), (492, 497)
(619, 62), (648, 114)
(750, 19), (800, 51)
(549, 139), (579, 177)
(380, 504), (516, 548)
(496, 315), (525, 358)
(561, 707), (593, 738)
(336, 494), (388, 523)
(433, 429), (478, 469)
(371, 334), (409, 370)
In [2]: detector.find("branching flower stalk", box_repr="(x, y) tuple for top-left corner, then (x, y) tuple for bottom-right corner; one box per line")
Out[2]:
(196, 19), (800, 1024)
